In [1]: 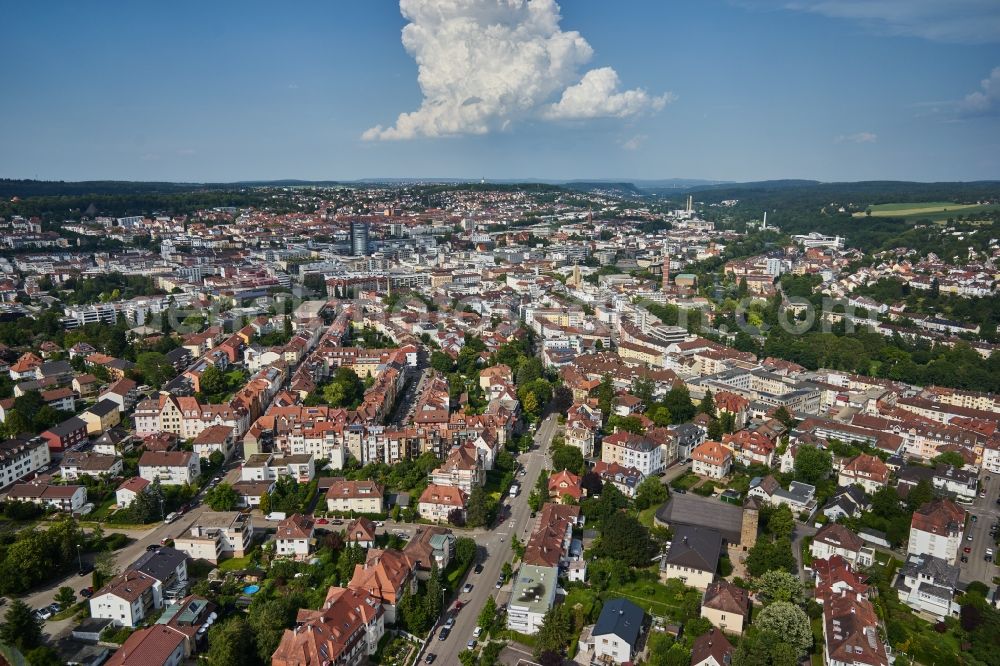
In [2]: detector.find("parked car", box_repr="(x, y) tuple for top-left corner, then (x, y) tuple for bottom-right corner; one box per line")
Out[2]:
(78, 564), (94, 577)
(80, 587), (94, 598)
(316, 518), (329, 525)
(495, 578), (503, 589)
(164, 512), (179, 524)
(438, 627), (450, 641)
(146, 544), (161, 551)
(965, 546), (972, 553)
(453, 601), (464, 611)
(467, 639), (477, 650)
(961, 555), (969, 563)
(46, 603), (60, 615)
(425, 654), (437, 664)
(462, 583), (473, 593)
(473, 626), (483, 638)
(474, 563), (484, 574)
(35, 608), (52, 620)
(674, 488), (687, 494)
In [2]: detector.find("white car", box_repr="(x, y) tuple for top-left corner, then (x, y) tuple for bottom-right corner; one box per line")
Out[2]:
(473, 626), (483, 638)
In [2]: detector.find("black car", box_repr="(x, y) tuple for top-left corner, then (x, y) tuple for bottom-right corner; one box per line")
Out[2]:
(961, 555), (969, 563)
(425, 655), (437, 664)
(438, 628), (450, 641)
(77, 564), (94, 577)
(474, 564), (484, 574)
(674, 488), (687, 494)
(146, 544), (162, 551)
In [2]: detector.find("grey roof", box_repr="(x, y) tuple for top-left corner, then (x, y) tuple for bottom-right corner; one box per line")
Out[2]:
(593, 598), (645, 646)
(664, 525), (722, 573)
(655, 493), (743, 544)
(899, 553), (960, 589)
(87, 398), (119, 417)
(47, 416), (88, 436)
(39, 360), (73, 377)
(127, 546), (189, 583)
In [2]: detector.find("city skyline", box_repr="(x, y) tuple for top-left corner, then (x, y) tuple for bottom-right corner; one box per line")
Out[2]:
(1, 0), (999, 183)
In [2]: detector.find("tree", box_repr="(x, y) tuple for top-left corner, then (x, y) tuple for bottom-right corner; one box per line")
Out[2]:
(960, 603), (983, 632)
(522, 391), (539, 419)
(247, 597), (299, 663)
(205, 483), (239, 511)
(792, 445), (831, 485)
(608, 414), (645, 435)
(551, 385), (573, 413)
(631, 376), (655, 405)
(932, 451), (966, 468)
(663, 385), (696, 423)
(698, 389), (716, 417)
(594, 514), (657, 566)
(135, 351), (175, 388)
(478, 595), (497, 631)
(753, 602), (812, 655)
(448, 508), (467, 527)
(551, 445), (584, 476)
(204, 616), (257, 666)
(745, 537), (796, 577)
(634, 476), (669, 510)
(258, 491), (272, 516)
(765, 504), (795, 540)
(755, 570), (803, 603)
(455, 537), (477, 566)
(594, 375), (615, 420)
(466, 486), (492, 528)
(199, 364), (224, 397)
(581, 471), (603, 496)
(905, 478), (935, 513)
(534, 605), (571, 658)
(430, 351), (454, 374)
(772, 406), (796, 429)
(0, 600), (42, 652)
(55, 586), (77, 609)
(426, 559), (443, 620)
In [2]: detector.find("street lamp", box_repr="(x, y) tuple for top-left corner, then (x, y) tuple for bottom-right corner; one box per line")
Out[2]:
(76, 543), (83, 573)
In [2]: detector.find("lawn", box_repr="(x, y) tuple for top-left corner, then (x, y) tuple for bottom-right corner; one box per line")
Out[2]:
(638, 505), (658, 529)
(218, 555), (254, 572)
(611, 577), (700, 622)
(671, 473), (700, 491)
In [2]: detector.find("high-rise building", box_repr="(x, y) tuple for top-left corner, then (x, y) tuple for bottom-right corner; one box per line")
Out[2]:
(350, 221), (369, 256)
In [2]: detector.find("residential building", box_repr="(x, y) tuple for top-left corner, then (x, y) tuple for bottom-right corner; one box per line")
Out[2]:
(138, 450), (200, 486)
(79, 399), (122, 435)
(908, 498), (965, 563)
(690, 628), (735, 666)
(345, 517), (378, 549)
(837, 454), (889, 495)
(326, 478), (385, 514)
(8, 482), (87, 512)
(417, 484), (466, 523)
(548, 468), (583, 503)
(60, 451), (123, 481)
(276, 513), (316, 560)
(0, 436), (51, 488)
(403, 526), (456, 579)
(98, 378), (141, 414)
(506, 564), (558, 635)
(429, 444), (483, 493)
(116, 476), (150, 508)
(89, 570), (160, 628)
(191, 425), (235, 461)
(895, 553), (961, 620)
(810, 524), (875, 568)
(347, 549), (416, 624)
(588, 598), (646, 664)
(39, 416), (88, 454)
(173, 511), (254, 564)
(601, 432), (664, 477)
(822, 486), (869, 522)
(660, 525), (722, 590)
(105, 625), (186, 666)
(701, 578), (750, 635)
(691, 440), (733, 480)
(592, 460), (644, 497)
(272, 586), (384, 666)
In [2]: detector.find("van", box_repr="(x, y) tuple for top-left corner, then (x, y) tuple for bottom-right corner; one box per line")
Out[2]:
(164, 512), (178, 524)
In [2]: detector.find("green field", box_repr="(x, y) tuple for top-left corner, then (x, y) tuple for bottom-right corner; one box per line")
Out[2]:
(853, 201), (999, 221)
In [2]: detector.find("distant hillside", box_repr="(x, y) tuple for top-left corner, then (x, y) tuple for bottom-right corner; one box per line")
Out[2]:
(563, 181), (645, 195)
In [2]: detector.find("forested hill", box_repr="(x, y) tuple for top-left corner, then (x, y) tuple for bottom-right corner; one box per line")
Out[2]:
(676, 179), (1000, 207)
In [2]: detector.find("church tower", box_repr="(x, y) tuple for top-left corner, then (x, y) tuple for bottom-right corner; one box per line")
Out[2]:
(741, 496), (761, 550)
(662, 254), (671, 292)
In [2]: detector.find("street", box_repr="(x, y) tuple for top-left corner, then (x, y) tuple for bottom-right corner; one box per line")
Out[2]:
(958, 472), (1000, 586)
(421, 413), (559, 665)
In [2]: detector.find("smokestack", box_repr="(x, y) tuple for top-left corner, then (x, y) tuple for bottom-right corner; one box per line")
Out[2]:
(762, 212), (767, 229)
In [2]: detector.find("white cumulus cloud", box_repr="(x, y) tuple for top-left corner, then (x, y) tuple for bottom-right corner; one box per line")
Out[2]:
(621, 134), (649, 150)
(959, 66), (1000, 115)
(363, 0), (671, 140)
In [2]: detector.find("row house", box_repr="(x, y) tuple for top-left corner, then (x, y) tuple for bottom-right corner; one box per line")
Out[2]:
(134, 393), (249, 440)
(813, 556), (889, 666)
(40, 416), (89, 454)
(8, 481), (87, 512)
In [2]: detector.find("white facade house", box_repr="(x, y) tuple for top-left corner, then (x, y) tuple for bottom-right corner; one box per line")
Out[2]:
(0, 437), (51, 488)
(810, 524), (874, 568)
(89, 571), (161, 628)
(896, 554), (961, 620)
(908, 499), (965, 564)
(138, 451), (200, 486)
(506, 564), (558, 635)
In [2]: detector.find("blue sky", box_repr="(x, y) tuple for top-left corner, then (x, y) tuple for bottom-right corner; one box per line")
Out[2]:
(1, 0), (998, 183)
